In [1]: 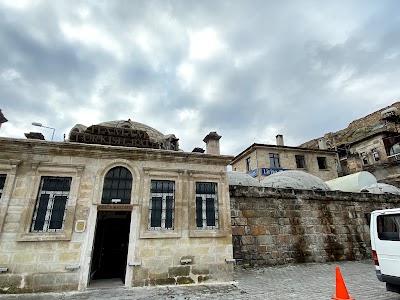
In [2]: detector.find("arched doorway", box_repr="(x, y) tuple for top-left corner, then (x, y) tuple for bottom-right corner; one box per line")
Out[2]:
(90, 167), (133, 286)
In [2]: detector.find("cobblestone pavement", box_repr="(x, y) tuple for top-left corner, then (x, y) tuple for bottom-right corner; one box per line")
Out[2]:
(0, 260), (399, 300)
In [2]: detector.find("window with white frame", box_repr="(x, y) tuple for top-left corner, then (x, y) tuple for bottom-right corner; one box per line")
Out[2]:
(148, 180), (174, 229)
(0, 174), (6, 200)
(269, 153), (280, 168)
(195, 182), (218, 229)
(31, 176), (71, 232)
(246, 157), (251, 172)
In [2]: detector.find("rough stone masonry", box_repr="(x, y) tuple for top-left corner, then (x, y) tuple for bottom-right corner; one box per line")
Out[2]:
(230, 185), (400, 266)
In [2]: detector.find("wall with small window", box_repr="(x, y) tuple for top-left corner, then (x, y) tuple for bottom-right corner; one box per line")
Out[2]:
(348, 134), (388, 167)
(232, 147), (338, 182)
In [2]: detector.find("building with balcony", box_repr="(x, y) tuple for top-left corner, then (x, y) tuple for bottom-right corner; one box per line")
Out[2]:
(337, 130), (400, 186)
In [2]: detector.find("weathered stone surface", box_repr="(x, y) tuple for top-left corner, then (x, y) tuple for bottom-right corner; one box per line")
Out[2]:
(198, 275), (212, 283)
(154, 278), (176, 285)
(168, 266), (190, 277)
(177, 276), (194, 284)
(230, 185), (400, 266)
(192, 267), (209, 275)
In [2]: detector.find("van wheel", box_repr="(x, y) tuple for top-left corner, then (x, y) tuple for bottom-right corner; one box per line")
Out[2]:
(386, 283), (400, 293)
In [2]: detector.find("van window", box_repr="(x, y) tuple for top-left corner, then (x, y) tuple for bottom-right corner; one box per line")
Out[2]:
(377, 214), (400, 241)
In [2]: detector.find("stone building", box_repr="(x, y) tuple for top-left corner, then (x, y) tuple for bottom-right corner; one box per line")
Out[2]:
(336, 129), (400, 186)
(301, 103), (400, 186)
(231, 135), (338, 182)
(0, 120), (234, 293)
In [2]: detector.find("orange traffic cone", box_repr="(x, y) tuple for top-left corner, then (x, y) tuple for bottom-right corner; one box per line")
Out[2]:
(332, 266), (355, 300)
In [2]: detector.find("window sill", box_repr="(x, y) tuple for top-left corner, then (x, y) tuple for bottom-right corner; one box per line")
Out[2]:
(139, 229), (181, 239)
(189, 229), (228, 238)
(17, 231), (72, 242)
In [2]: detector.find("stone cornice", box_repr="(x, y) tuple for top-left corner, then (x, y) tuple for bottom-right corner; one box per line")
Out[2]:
(0, 137), (233, 165)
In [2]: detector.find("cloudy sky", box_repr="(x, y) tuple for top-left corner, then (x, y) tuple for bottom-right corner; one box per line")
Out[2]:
(1, 0), (400, 155)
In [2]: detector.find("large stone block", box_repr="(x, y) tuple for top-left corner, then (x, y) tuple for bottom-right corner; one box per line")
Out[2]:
(57, 252), (79, 262)
(257, 235), (273, 245)
(12, 252), (36, 264)
(32, 273), (56, 287)
(250, 225), (266, 235)
(177, 276), (194, 284)
(168, 266), (190, 277)
(242, 210), (254, 218)
(0, 254), (10, 264)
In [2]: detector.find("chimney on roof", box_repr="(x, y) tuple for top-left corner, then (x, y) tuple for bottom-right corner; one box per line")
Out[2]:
(203, 131), (221, 155)
(276, 134), (284, 146)
(318, 138), (328, 150)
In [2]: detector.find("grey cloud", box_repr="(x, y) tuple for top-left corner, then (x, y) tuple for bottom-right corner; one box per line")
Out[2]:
(2, 0), (400, 155)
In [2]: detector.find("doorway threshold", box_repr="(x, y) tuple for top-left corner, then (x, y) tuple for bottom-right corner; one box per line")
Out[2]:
(88, 278), (125, 289)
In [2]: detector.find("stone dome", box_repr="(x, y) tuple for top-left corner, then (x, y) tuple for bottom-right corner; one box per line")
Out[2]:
(359, 183), (400, 195)
(228, 171), (261, 187)
(260, 170), (331, 191)
(97, 120), (165, 142)
(68, 119), (179, 150)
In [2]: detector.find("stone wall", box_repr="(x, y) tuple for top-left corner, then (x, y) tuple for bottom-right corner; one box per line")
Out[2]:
(230, 185), (400, 266)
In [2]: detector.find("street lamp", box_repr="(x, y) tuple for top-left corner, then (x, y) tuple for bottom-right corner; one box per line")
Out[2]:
(32, 122), (55, 141)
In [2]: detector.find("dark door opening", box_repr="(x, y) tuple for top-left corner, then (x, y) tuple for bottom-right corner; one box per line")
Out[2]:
(90, 211), (131, 284)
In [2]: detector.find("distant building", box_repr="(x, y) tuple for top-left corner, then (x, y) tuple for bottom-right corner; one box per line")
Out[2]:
(333, 106), (400, 186)
(0, 120), (234, 293)
(336, 130), (400, 185)
(231, 135), (338, 182)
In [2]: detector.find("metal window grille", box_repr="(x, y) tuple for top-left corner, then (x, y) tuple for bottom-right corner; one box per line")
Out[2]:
(0, 174), (6, 200)
(195, 182), (218, 229)
(148, 180), (174, 229)
(31, 177), (71, 232)
(269, 153), (280, 168)
(295, 155), (306, 168)
(102, 167), (132, 204)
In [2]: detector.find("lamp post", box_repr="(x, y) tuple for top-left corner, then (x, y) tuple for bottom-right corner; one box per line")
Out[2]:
(32, 122), (55, 141)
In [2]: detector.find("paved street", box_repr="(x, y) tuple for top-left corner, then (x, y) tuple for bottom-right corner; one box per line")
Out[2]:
(0, 260), (399, 300)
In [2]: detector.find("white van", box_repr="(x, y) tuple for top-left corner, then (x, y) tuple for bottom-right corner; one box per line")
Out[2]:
(370, 208), (400, 293)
